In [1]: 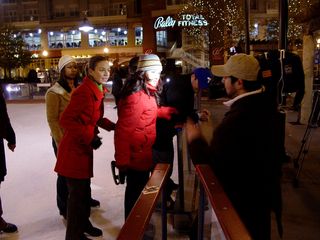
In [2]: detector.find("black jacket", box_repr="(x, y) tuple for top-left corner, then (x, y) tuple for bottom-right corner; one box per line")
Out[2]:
(0, 89), (16, 182)
(189, 92), (283, 239)
(256, 50), (305, 105)
(153, 74), (194, 150)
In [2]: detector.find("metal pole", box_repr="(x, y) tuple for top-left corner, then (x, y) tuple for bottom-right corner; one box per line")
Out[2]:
(244, 0), (250, 54)
(161, 186), (167, 240)
(177, 128), (185, 211)
(279, 0), (288, 50)
(197, 184), (205, 240)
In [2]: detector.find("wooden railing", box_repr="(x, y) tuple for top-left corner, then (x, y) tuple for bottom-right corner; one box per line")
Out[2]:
(116, 161), (251, 239)
(195, 164), (252, 240)
(117, 163), (171, 240)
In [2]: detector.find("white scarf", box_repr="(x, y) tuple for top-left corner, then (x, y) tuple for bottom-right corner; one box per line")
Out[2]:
(223, 88), (264, 107)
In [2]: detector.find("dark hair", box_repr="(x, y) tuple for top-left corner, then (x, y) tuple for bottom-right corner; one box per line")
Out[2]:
(58, 64), (80, 93)
(27, 69), (39, 83)
(89, 55), (108, 70)
(120, 71), (162, 105)
(128, 56), (139, 72)
(230, 76), (262, 91)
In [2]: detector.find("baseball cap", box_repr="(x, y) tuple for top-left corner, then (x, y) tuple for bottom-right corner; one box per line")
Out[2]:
(58, 55), (76, 72)
(192, 67), (213, 89)
(136, 54), (163, 72)
(211, 53), (260, 81)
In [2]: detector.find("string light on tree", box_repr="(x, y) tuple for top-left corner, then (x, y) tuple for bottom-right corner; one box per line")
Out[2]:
(287, 0), (313, 45)
(178, 0), (245, 46)
(288, 0), (312, 17)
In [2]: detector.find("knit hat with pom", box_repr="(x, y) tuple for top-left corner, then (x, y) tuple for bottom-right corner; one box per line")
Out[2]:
(136, 54), (163, 72)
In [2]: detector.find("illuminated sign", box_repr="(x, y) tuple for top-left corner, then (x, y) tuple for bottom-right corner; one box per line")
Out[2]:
(154, 14), (208, 29)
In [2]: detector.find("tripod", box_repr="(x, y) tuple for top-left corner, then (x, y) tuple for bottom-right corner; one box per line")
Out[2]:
(293, 90), (320, 187)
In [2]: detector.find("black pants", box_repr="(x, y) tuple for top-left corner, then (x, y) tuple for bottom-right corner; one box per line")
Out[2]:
(124, 169), (150, 219)
(0, 184), (3, 219)
(57, 174), (68, 216)
(52, 138), (68, 216)
(53, 138), (95, 216)
(0, 190), (7, 229)
(65, 177), (91, 240)
(153, 146), (175, 201)
(0, 140), (7, 227)
(240, 207), (271, 240)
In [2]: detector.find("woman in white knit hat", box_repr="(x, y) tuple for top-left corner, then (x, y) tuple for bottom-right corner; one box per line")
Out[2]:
(114, 54), (177, 219)
(45, 55), (100, 220)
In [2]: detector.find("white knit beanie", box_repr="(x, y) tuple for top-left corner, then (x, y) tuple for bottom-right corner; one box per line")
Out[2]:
(58, 55), (76, 72)
(136, 54), (163, 72)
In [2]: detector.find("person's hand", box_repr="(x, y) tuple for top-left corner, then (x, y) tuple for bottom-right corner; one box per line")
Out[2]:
(199, 109), (211, 122)
(99, 118), (116, 131)
(7, 143), (16, 152)
(108, 122), (116, 131)
(115, 161), (128, 172)
(174, 123), (184, 129)
(185, 118), (202, 143)
(91, 136), (102, 150)
(157, 106), (178, 120)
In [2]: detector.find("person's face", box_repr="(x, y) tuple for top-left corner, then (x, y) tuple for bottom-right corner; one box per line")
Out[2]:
(89, 61), (110, 84)
(223, 76), (238, 98)
(146, 70), (161, 87)
(63, 62), (78, 80)
(191, 73), (198, 91)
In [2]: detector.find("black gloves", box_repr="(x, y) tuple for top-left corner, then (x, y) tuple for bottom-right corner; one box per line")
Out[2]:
(91, 135), (102, 150)
(111, 160), (126, 185)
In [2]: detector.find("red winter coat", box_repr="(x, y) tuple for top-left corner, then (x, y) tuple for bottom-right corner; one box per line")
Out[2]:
(55, 76), (115, 179)
(114, 90), (158, 171)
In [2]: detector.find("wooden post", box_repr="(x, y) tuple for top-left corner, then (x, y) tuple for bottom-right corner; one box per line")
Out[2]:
(301, 35), (315, 124)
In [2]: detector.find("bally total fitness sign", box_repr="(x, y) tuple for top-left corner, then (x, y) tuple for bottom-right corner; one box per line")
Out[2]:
(154, 14), (209, 29)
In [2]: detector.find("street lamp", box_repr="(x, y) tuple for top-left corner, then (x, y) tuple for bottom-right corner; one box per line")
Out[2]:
(42, 50), (48, 57)
(79, 10), (93, 32)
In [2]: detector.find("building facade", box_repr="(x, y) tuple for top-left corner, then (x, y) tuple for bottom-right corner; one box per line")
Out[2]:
(0, 0), (145, 80)
(1, 0), (318, 82)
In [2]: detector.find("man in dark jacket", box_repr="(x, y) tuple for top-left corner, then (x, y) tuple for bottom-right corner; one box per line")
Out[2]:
(0, 86), (18, 233)
(186, 54), (283, 240)
(153, 60), (194, 208)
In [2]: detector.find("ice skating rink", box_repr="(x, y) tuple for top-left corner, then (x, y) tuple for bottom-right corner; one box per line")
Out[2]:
(2, 99), (320, 240)
(2, 102), (126, 240)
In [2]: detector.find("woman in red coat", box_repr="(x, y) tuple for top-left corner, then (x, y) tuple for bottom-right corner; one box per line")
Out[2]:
(55, 55), (115, 240)
(114, 54), (176, 219)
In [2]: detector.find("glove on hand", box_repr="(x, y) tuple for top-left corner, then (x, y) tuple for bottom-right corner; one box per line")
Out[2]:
(98, 118), (116, 131)
(111, 160), (126, 185)
(91, 135), (102, 150)
(157, 106), (178, 120)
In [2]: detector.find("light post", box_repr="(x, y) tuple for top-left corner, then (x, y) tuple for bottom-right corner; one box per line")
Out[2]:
(317, 38), (320, 81)
(244, 0), (250, 54)
(279, 0), (288, 50)
(79, 10), (93, 32)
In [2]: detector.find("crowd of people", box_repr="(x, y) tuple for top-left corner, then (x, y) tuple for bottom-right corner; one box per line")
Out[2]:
(0, 52), (288, 240)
